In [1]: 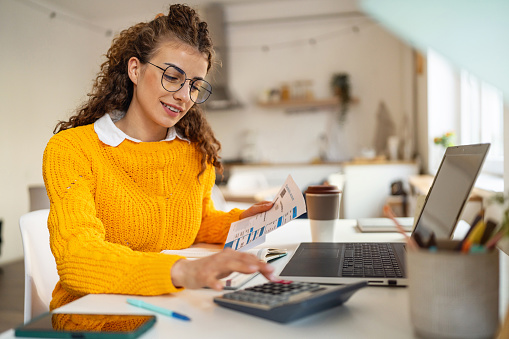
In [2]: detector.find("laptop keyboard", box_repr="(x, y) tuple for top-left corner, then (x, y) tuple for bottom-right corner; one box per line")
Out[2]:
(341, 243), (404, 278)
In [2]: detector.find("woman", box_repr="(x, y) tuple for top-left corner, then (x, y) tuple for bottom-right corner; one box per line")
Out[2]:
(43, 4), (275, 311)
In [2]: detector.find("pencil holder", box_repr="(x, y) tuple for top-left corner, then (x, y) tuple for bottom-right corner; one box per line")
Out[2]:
(407, 248), (499, 339)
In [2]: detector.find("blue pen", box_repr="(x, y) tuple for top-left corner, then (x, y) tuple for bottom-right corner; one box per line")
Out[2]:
(126, 298), (191, 321)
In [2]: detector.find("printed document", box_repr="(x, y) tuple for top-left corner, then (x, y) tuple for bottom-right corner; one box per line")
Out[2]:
(224, 175), (306, 251)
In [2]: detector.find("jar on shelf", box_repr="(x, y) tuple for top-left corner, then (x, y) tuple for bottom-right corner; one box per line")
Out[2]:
(303, 80), (314, 100)
(280, 83), (290, 101)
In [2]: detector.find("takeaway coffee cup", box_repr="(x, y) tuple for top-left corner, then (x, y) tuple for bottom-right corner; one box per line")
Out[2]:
(305, 185), (342, 242)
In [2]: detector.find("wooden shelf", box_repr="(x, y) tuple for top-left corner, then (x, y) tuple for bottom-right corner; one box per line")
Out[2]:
(257, 97), (358, 112)
(258, 97), (337, 108)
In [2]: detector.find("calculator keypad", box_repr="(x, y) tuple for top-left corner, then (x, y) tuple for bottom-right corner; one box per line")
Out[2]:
(222, 281), (322, 307)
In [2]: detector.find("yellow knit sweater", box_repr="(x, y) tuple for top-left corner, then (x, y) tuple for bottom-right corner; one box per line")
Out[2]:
(42, 124), (242, 311)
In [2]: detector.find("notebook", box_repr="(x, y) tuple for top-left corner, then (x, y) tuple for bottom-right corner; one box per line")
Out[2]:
(357, 217), (414, 233)
(279, 143), (490, 286)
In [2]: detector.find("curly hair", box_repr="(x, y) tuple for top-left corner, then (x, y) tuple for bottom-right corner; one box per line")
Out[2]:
(54, 4), (222, 178)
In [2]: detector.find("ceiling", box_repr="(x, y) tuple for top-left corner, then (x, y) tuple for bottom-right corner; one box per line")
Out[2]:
(38, 0), (275, 24)
(32, 0), (363, 39)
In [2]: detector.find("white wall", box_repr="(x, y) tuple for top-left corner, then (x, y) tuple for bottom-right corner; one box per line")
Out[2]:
(0, 0), (111, 264)
(207, 0), (414, 163)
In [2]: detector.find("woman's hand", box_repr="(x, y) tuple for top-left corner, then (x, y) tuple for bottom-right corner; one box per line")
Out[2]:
(239, 201), (273, 220)
(171, 248), (276, 290)
(170, 201), (275, 290)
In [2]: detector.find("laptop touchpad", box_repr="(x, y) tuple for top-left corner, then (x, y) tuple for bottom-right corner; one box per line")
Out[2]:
(300, 248), (340, 258)
(282, 245), (342, 277)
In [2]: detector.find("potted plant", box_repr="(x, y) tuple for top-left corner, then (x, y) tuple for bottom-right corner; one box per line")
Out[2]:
(330, 73), (351, 122)
(433, 131), (455, 148)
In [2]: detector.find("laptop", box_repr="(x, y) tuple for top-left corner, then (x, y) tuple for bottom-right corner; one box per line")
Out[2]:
(279, 143), (490, 286)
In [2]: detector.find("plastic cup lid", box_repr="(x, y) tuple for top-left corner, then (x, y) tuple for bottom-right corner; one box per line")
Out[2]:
(305, 185), (341, 194)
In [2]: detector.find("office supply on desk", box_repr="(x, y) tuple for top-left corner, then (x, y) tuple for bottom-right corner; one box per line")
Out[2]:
(383, 206), (419, 250)
(161, 245), (287, 289)
(357, 217), (414, 233)
(480, 219), (497, 245)
(214, 280), (367, 323)
(461, 218), (486, 253)
(15, 312), (156, 338)
(126, 299), (191, 321)
(461, 219), (502, 253)
(407, 245), (499, 339)
(486, 229), (505, 250)
(437, 212), (501, 253)
(279, 144), (490, 286)
(224, 175), (306, 251)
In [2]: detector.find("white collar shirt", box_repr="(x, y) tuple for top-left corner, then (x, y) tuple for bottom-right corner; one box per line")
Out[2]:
(93, 111), (189, 147)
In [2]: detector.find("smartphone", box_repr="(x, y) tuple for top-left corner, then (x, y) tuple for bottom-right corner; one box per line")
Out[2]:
(15, 312), (156, 338)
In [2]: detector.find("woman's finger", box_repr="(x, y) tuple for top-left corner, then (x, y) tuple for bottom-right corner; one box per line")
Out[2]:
(240, 201), (273, 219)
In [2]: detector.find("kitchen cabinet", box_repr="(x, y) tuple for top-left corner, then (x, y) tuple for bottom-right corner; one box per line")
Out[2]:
(219, 163), (341, 203)
(227, 163), (342, 188)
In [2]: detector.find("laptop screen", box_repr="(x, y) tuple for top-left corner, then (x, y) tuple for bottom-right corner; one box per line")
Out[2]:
(412, 143), (490, 244)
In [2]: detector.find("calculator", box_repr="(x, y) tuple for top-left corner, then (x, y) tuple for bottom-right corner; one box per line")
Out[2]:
(213, 280), (367, 323)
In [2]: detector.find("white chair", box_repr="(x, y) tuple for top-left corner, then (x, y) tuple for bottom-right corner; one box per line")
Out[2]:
(19, 209), (58, 322)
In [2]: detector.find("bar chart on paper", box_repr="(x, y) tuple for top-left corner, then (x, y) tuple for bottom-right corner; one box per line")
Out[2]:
(224, 175), (306, 251)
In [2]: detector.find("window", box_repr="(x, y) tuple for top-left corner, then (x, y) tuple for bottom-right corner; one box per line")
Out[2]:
(427, 49), (504, 192)
(460, 71), (504, 176)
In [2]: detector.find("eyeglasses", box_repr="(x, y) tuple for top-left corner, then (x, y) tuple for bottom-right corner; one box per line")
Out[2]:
(147, 62), (212, 104)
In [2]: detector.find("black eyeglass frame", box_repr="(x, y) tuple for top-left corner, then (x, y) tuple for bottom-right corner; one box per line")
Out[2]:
(146, 61), (212, 104)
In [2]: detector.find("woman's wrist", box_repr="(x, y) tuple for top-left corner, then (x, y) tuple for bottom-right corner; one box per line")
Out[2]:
(171, 258), (188, 288)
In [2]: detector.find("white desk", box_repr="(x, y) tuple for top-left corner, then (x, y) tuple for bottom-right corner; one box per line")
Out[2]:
(1, 220), (417, 339)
